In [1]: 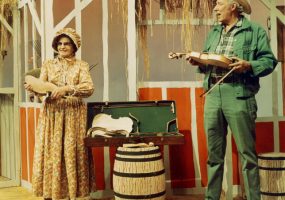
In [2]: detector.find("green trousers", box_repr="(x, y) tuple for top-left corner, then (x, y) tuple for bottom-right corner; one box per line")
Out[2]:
(204, 83), (260, 200)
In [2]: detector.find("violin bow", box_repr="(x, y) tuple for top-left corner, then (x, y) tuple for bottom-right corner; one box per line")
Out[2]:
(200, 66), (237, 97)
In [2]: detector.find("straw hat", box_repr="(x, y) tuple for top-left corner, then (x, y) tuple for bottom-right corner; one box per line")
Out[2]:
(52, 28), (81, 52)
(233, 0), (251, 14)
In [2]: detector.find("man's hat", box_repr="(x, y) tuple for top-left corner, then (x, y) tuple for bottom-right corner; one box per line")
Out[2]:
(234, 0), (251, 14)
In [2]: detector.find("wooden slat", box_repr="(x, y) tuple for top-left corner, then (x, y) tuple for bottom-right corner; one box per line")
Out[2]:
(167, 88), (196, 188)
(102, 0), (109, 101)
(54, 0), (92, 33)
(20, 108), (28, 181)
(195, 88), (207, 187)
(138, 88), (162, 100)
(127, 0), (137, 100)
(9, 96), (16, 180)
(0, 95), (15, 179)
(279, 121), (285, 152)
(0, 88), (14, 94)
(27, 0), (42, 34)
(1, 96), (8, 177)
(27, 108), (35, 182)
(256, 122), (274, 153)
(92, 147), (105, 190)
(84, 134), (184, 147)
(0, 14), (13, 35)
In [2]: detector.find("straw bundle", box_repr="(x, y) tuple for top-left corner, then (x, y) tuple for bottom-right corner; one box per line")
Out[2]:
(136, 0), (150, 80)
(165, 0), (213, 52)
(113, 145), (165, 200)
(112, 0), (214, 80)
(258, 152), (285, 200)
(136, 0), (214, 80)
(0, 0), (17, 59)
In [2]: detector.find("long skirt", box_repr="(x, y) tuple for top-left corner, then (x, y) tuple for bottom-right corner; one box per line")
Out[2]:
(32, 97), (95, 200)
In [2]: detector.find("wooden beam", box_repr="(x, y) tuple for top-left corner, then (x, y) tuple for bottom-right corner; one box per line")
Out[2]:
(13, 6), (21, 185)
(259, 0), (285, 25)
(127, 0), (137, 101)
(75, 0), (82, 59)
(18, 0), (29, 9)
(54, 10), (76, 33)
(259, 0), (271, 9)
(54, 0), (92, 33)
(139, 19), (214, 26)
(0, 14), (13, 35)
(41, 0), (54, 60)
(276, 7), (285, 26)
(102, 0), (109, 101)
(277, 6), (285, 15)
(27, 0), (42, 35)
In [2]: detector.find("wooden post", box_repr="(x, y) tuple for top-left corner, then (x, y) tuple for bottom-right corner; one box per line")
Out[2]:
(127, 0), (137, 101)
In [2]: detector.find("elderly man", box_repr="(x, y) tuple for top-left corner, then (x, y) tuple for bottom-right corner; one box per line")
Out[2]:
(188, 0), (277, 199)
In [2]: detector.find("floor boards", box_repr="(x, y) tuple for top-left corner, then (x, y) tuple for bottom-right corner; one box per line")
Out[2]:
(0, 187), (246, 200)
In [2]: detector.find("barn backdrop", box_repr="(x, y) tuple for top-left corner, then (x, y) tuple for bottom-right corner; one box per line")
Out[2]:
(0, 0), (284, 199)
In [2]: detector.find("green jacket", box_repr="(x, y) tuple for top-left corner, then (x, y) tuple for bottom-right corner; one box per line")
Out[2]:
(198, 17), (278, 98)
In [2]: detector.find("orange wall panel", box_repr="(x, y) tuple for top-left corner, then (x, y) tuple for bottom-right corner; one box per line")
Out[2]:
(109, 147), (116, 189)
(231, 139), (239, 185)
(195, 88), (208, 187)
(35, 108), (40, 126)
(167, 88), (196, 188)
(138, 88), (162, 100)
(27, 108), (36, 182)
(92, 147), (105, 190)
(20, 108), (28, 181)
(279, 121), (285, 152)
(256, 122), (274, 153)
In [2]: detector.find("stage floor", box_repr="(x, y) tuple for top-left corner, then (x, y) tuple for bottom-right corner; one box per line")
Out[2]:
(0, 187), (246, 200)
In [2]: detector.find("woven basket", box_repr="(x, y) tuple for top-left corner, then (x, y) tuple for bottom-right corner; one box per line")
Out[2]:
(258, 152), (285, 200)
(113, 145), (165, 200)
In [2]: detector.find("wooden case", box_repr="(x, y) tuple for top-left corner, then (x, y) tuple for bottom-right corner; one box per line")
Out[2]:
(84, 101), (184, 147)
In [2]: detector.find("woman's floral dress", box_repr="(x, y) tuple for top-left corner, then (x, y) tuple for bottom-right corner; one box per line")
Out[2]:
(32, 56), (95, 200)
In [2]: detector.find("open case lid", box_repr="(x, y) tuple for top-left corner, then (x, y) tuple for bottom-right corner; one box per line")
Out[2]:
(84, 100), (184, 147)
(87, 100), (178, 133)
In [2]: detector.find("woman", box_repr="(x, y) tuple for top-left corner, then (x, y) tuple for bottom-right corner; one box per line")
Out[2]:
(25, 28), (95, 200)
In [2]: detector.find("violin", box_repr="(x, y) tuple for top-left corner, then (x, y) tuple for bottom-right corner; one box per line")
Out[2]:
(168, 51), (238, 97)
(87, 113), (133, 138)
(25, 75), (58, 95)
(168, 51), (233, 69)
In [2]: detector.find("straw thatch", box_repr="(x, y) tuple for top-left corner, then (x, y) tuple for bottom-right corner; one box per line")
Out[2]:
(0, 0), (17, 59)
(111, 0), (214, 80)
(136, 0), (214, 79)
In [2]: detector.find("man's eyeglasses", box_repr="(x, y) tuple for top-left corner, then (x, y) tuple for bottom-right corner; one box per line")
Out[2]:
(57, 42), (72, 46)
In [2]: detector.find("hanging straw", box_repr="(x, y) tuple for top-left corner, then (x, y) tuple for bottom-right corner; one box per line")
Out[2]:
(0, 0), (17, 59)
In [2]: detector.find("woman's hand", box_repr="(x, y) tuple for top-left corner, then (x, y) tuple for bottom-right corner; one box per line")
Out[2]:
(50, 86), (69, 99)
(24, 83), (33, 92)
(229, 57), (252, 73)
(50, 85), (74, 99)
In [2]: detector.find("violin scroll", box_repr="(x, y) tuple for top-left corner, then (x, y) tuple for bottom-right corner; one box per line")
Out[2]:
(168, 52), (187, 59)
